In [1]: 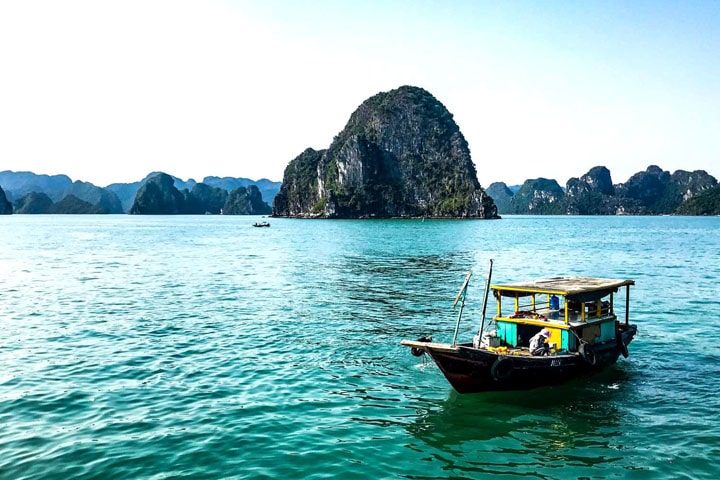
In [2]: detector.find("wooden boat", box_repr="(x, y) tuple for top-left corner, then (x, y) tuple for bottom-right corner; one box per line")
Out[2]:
(253, 221), (270, 227)
(401, 261), (637, 393)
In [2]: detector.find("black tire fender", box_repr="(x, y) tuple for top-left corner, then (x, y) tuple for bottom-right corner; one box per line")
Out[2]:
(491, 357), (513, 381)
(411, 335), (432, 357)
(617, 335), (629, 358)
(579, 343), (597, 366)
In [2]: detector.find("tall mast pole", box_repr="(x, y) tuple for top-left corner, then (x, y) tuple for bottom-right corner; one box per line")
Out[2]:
(477, 259), (494, 338)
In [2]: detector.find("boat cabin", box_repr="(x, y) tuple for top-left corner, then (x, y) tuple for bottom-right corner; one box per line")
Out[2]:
(488, 277), (634, 354)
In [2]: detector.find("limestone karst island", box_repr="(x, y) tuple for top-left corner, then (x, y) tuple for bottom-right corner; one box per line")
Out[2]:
(273, 85), (499, 219)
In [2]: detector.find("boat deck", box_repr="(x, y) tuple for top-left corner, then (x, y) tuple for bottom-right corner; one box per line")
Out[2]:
(400, 340), (576, 358)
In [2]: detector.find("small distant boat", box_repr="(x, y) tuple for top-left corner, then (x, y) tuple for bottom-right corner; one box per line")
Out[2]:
(401, 260), (637, 393)
(253, 221), (270, 227)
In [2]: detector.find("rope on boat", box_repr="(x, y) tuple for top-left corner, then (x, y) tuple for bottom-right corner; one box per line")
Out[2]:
(451, 272), (472, 347)
(477, 259), (494, 340)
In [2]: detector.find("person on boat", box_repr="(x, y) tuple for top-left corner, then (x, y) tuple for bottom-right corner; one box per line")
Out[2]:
(529, 328), (551, 356)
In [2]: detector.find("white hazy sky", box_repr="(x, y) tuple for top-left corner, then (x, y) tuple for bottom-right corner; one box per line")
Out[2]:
(1, 0), (718, 188)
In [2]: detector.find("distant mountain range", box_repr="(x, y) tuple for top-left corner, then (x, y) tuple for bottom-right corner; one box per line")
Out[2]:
(128, 172), (272, 215)
(2, 164), (718, 216)
(487, 165), (719, 215)
(0, 170), (281, 214)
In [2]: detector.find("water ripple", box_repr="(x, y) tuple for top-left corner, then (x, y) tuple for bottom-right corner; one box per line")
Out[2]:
(0, 215), (718, 479)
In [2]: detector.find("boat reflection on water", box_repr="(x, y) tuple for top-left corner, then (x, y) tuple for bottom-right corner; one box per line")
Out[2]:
(404, 368), (638, 475)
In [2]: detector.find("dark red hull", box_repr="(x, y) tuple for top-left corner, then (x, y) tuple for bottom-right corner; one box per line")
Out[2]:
(420, 325), (637, 393)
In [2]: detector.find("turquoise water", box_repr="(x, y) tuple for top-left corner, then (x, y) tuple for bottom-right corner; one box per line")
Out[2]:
(1, 215), (718, 479)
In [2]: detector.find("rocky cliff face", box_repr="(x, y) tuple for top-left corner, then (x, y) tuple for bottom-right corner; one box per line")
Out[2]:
(108, 174), (278, 213)
(565, 166), (619, 215)
(203, 177), (281, 207)
(224, 185), (272, 215)
(130, 173), (271, 215)
(130, 173), (187, 214)
(66, 181), (123, 213)
(47, 195), (103, 214)
(509, 178), (566, 214)
(273, 86), (497, 219)
(186, 183), (228, 214)
(0, 186), (12, 214)
(614, 165), (673, 214)
(614, 165), (717, 214)
(111, 172), (196, 213)
(13, 192), (54, 214)
(486, 182), (514, 214)
(676, 185), (720, 215)
(272, 148), (325, 217)
(671, 169), (717, 202)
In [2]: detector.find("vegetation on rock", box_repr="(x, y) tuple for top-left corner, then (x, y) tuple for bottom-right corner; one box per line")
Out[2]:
(565, 166), (618, 215)
(223, 185), (272, 215)
(675, 185), (720, 215)
(48, 195), (104, 214)
(272, 148), (325, 217)
(508, 178), (566, 215)
(14, 192), (54, 214)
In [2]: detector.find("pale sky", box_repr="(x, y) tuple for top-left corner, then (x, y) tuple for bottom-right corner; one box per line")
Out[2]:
(1, 0), (718, 188)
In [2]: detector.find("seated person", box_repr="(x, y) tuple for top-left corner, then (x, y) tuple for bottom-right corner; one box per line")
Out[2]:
(529, 328), (551, 356)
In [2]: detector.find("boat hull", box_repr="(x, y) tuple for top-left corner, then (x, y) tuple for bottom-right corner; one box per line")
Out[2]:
(406, 325), (637, 393)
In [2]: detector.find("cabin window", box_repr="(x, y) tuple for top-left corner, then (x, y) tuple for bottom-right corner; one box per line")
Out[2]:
(496, 322), (557, 349)
(516, 324), (545, 348)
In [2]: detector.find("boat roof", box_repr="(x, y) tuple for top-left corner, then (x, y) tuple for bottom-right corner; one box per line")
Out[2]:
(492, 277), (634, 297)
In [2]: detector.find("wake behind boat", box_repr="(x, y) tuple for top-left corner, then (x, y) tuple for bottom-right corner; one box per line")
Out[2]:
(401, 261), (637, 393)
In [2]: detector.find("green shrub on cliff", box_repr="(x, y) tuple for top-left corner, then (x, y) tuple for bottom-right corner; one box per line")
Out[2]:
(676, 186), (720, 215)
